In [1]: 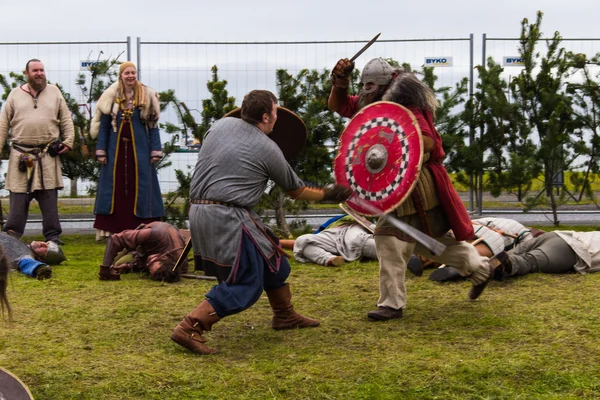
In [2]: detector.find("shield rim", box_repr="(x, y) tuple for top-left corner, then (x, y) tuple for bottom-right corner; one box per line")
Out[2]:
(223, 106), (307, 160)
(334, 101), (424, 216)
(0, 367), (34, 400)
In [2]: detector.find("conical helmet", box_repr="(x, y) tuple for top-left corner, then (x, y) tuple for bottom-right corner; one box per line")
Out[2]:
(361, 58), (394, 93)
(42, 242), (66, 265)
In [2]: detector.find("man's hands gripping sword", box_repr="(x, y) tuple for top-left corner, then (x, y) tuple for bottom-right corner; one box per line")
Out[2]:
(331, 58), (354, 88)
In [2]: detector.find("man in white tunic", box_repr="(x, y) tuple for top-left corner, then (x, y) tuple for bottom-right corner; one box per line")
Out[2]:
(0, 59), (74, 244)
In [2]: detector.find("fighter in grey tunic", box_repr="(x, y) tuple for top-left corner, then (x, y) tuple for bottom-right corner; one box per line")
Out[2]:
(172, 90), (352, 356)
(189, 117), (304, 281)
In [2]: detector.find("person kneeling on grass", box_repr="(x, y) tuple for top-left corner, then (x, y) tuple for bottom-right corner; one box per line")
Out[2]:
(0, 232), (66, 280)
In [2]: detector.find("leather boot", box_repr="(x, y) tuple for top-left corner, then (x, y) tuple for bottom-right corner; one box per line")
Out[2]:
(34, 265), (53, 280)
(171, 300), (220, 355)
(367, 306), (403, 321)
(98, 265), (120, 281)
(468, 253), (504, 300)
(266, 284), (320, 330)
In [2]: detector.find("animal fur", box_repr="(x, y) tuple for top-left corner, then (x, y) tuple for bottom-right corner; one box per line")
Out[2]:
(89, 81), (161, 139)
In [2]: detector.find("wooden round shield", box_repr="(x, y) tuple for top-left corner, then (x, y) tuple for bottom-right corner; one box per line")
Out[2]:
(334, 101), (423, 216)
(0, 368), (34, 400)
(224, 106), (307, 160)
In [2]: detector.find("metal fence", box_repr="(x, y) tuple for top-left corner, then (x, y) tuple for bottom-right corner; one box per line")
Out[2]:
(0, 35), (474, 196)
(482, 35), (600, 86)
(1, 35), (599, 199)
(474, 35), (600, 211)
(137, 36), (475, 193)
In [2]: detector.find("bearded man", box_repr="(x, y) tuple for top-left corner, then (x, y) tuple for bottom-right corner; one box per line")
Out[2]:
(0, 59), (74, 245)
(329, 58), (494, 321)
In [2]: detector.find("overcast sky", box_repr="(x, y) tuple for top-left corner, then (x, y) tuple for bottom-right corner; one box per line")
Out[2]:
(1, 0), (598, 42)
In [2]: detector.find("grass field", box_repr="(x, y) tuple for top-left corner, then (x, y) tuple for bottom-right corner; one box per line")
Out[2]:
(2, 233), (600, 399)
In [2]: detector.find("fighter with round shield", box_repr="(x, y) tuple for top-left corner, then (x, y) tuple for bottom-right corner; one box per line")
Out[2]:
(330, 58), (494, 321)
(171, 90), (352, 355)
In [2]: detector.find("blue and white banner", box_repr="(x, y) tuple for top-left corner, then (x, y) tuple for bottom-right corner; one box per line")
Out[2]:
(80, 60), (102, 71)
(424, 57), (453, 67)
(503, 57), (525, 66)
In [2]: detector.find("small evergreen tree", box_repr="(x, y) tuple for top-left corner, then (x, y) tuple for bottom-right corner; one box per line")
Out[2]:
(159, 65), (236, 227)
(566, 52), (600, 203)
(510, 11), (580, 225)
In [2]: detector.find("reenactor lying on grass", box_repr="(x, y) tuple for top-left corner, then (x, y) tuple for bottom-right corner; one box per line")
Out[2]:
(0, 232), (66, 280)
(421, 218), (597, 282)
(284, 213), (377, 267)
(424, 217), (538, 282)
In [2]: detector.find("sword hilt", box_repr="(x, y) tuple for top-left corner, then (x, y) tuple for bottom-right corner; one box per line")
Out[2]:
(343, 62), (355, 77)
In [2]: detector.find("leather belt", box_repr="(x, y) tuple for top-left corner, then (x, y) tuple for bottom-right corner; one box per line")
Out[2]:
(190, 199), (238, 207)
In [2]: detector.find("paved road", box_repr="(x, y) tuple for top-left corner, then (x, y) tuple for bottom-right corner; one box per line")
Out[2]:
(15, 208), (600, 237)
(5, 193), (599, 236)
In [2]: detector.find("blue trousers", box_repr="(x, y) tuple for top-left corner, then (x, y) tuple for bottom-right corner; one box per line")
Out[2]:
(206, 232), (290, 318)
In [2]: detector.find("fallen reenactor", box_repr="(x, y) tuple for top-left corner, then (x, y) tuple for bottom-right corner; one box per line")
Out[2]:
(98, 221), (189, 282)
(426, 217), (544, 282)
(286, 214), (377, 267)
(492, 229), (600, 279)
(0, 232), (66, 280)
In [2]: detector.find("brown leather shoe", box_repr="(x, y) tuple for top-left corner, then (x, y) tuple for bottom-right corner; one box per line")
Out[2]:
(35, 265), (52, 280)
(98, 265), (120, 281)
(367, 306), (403, 321)
(266, 284), (320, 330)
(468, 281), (490, 300)
(171, 300), (220, 355)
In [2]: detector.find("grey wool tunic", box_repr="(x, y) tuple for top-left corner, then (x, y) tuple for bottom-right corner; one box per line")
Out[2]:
(189, 117), (304, 281)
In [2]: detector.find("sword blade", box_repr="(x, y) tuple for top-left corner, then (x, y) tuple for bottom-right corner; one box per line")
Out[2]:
(349, 33), (381, 63)
(347, 196), (447, 256)
(172, 238), (193, 272)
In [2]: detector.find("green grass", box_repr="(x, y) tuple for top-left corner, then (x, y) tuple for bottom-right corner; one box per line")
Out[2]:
(2, 234), (600, 399)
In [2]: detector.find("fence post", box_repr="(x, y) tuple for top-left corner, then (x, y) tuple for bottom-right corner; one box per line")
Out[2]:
(468, 33), (475, 212)
(127, 36), (132, 61)
(137, 37), (142, 81)
(477, 34), (487, 215)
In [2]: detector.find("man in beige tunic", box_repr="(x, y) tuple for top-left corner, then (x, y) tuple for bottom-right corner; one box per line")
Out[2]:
(0, 59), (74, 244)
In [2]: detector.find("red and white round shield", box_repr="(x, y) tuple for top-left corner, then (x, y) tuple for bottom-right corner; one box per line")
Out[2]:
(334, 101), (423, 216)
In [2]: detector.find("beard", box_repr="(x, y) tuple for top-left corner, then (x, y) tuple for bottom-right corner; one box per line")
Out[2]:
(357, 87), (385, 110)
(28, 75), (47, 92)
